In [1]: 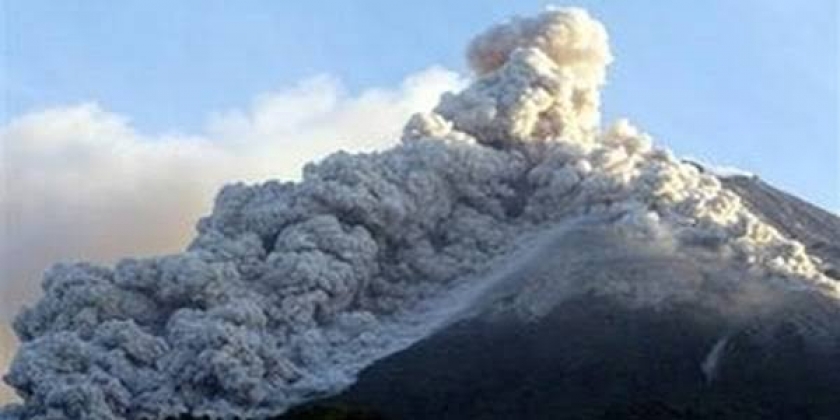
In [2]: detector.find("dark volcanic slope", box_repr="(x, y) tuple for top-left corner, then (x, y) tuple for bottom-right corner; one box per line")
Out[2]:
(293, 297), (840, 420)
(278, 180), (840, 420)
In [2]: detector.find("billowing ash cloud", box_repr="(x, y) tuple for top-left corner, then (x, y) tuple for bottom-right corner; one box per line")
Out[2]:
(0, 68), (462, 405)
(0, 67), (463, 322)
(2, 7), (835, 419)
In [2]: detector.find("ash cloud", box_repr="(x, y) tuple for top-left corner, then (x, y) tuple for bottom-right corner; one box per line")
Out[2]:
(0, 68), (462, 319)
(0, 327), (15, 405)
(0, 67), (462, 405)
(2, 7), (835, 419)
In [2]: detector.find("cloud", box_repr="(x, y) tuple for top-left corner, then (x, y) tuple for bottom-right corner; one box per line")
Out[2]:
(0, 326), (15, 404)
(682, 155), (755, 179)
(0, 67), (463, 403)
(439, 8), (612, 147)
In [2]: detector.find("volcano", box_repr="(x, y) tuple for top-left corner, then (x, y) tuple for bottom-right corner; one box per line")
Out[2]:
(278, 175), (840, 420)
(3, 8), (838, 420)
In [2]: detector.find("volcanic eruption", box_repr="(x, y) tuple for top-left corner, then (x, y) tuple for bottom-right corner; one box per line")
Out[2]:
(3, 7), (839, 420)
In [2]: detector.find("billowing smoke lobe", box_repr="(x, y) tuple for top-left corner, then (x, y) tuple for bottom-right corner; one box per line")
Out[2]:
(0, 67), (463, 322)
(2, 7), (838, 420)
(0, 68), (461, 403)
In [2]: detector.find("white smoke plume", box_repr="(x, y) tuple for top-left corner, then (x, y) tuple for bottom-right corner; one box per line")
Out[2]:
(2, 7), (835, 419)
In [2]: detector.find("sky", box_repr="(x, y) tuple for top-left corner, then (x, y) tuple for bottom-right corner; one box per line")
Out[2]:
(2, 0), (838, 210)
(0, 0), (837, 405)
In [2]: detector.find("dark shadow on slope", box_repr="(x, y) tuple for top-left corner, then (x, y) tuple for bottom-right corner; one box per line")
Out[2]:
(167, 405), (389, 420)
(285, 293), (840, 420)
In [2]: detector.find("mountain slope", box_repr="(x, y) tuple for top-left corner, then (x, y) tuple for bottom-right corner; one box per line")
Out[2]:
(284, 203), (840, 419)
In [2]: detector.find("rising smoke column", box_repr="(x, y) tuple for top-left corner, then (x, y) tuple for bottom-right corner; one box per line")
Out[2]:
(2, 8), (836, 420)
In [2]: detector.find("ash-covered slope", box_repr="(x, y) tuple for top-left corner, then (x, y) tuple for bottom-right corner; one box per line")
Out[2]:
(3, 8), (838, 420)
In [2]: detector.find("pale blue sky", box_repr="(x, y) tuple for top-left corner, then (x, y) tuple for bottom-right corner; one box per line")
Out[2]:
(2, 0), (838, 210)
